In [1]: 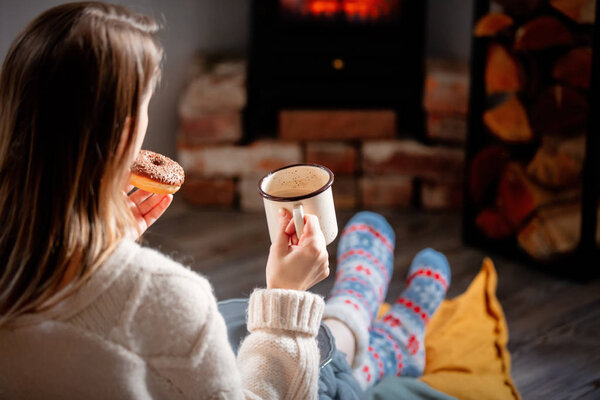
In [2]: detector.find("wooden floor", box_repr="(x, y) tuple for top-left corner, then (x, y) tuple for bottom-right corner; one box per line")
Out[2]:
(143, 199), (600, 400)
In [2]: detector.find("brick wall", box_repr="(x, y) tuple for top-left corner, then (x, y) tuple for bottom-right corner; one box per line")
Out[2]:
(176, 57), (468, 211)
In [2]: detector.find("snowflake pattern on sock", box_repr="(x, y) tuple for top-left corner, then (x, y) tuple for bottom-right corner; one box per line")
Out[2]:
(327, 212), (396, 327)
(353, 248), (451, 390)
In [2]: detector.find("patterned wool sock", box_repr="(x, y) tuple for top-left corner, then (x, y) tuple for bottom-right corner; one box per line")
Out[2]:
(353, 248), (451, 389)
(323, 211), (395, 368)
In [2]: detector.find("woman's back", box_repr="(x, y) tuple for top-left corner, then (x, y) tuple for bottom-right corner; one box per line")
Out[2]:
(0, 240), (245, 399)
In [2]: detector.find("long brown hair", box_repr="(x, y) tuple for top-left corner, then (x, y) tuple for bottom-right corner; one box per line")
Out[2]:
(0, 2), (163, 326)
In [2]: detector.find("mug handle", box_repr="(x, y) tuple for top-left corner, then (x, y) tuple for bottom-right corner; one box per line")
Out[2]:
(292, 204), (305, 239)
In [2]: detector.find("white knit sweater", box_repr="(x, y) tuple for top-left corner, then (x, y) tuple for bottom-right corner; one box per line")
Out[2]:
(0, 240), (325, 399)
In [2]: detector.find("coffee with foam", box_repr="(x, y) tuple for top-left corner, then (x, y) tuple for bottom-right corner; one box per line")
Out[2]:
(261, 165), (330, 198)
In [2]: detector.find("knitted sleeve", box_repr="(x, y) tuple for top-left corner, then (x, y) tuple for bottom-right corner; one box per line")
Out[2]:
(236, 289), (325, 400)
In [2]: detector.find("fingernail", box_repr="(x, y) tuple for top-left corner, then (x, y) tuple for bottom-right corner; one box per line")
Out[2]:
(278, 208), (286, 217)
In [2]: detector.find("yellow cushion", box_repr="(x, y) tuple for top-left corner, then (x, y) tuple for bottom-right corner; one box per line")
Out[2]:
(377, 258), (521, 400)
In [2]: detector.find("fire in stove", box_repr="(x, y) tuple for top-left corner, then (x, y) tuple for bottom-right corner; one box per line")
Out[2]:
(280, 0), (401, 21)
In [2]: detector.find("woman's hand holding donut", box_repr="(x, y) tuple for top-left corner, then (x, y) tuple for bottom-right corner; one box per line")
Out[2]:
(266, 209), (330, 291)
(125, 184), (173, 240)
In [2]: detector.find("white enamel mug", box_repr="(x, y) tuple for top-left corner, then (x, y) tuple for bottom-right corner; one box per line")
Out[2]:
(258, 164), (338, 245)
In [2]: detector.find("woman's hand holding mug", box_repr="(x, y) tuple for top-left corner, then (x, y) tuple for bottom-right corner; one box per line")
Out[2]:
(266, 208), (330, 291)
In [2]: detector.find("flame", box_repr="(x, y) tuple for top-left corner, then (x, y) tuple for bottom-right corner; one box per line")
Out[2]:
(309, 0), (339, 15)
(291, 0), (397, 20)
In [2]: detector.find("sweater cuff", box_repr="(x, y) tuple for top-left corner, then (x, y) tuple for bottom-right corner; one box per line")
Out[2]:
(247, 289), (324, 337)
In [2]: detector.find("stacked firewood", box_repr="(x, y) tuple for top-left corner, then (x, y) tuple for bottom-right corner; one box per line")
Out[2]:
(469, 0), (599, 261)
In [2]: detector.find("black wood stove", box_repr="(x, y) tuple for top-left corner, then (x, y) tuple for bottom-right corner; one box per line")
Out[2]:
(245, 0), (427, 140)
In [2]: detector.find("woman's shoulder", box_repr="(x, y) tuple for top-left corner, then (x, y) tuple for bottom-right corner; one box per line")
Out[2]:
(110, 240), (218, 359)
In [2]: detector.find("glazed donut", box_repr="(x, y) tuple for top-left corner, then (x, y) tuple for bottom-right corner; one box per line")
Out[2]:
(129, 150), (185, 194)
